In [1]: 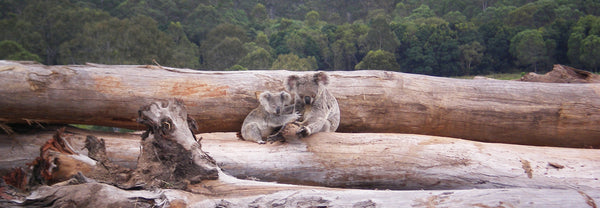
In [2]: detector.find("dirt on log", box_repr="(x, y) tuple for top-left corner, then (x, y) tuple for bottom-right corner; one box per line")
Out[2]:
(520, 64), (600, 83)
(1, 61), (600, 148)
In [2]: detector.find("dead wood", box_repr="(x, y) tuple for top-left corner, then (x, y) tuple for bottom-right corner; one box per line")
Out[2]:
(1, 61), (600, 148)
(2, 127), (599, 192)
(133, 99), (218, 189)
(4, 180), (598, 207)
(520, 64), (600, 83)
(0, 100), (219, 199)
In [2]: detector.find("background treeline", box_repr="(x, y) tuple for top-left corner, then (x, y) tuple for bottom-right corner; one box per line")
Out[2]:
(1, 0), (599, 76)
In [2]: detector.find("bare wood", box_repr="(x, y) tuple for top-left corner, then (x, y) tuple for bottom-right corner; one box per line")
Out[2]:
(2, 128), (599, 191)
(1, 61), (600, 148)
(12, 181), (598, 207)
(521, 64), (600, 83)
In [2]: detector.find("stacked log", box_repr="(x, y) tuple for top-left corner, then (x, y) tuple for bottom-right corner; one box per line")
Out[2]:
(1, 61), (600, 148)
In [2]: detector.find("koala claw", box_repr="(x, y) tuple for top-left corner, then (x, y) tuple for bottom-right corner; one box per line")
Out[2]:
(257, 140), (266, 144)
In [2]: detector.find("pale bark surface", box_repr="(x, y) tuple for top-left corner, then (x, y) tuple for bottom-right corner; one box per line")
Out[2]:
(2, 128), (598, 191)
(1, 60), (600, 148)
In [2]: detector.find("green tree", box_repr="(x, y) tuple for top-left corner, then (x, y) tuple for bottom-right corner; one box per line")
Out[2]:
(199, 23), (249, 70)
(111, 0), (199, 29)
(59, 15), (173, 65)
(250, 3), (268, 23)
(201, 37), (247, 70)
(477, 22), (518, 74)
(408, 4), (435, 20)
(568, 15), (600, 69)
(459, 41), (485, 75)
(330, 23), (368, 70)
(395, 18), (460, 76)
(228, 64), (248, 71)
(182, 4), (221, 44)
(355, 49), (400, 70)
(0, 40), (41, 62)
(305, 10), (320, 27)
(239, 47), (274, 69)
(165, 21), (200, 68)
(286, 32), (305, 57)
(443, 11), (467, 25)
(271, 54), (317, 71)
(364, 14), (399, 52)
(510, 29), (547, 72)
(580, 35), (600, 71)
(15, 0), (110, 64)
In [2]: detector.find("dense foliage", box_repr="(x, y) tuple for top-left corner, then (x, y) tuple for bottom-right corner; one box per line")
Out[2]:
(1, 0), (599, 76)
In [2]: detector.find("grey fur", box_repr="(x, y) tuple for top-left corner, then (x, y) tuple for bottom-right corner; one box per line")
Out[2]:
(241, 91), (300, 144)
(285, 72), (340, 138)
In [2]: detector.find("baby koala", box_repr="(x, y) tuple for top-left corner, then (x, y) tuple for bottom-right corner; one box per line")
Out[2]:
(240, 91), (300, 144)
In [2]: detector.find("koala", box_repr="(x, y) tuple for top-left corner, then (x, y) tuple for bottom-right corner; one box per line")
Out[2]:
(269, 72), (340, 141)
(240, 91), (300, 144)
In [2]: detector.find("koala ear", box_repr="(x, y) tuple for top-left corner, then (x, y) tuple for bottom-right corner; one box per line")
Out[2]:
(281, 91), (292, 102)
(313, 72), (329, 86)
(286, 75), (300, 91)
(258, 92), (270, 105)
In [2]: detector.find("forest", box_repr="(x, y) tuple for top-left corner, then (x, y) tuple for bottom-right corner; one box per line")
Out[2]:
(1, 0), (600, 76)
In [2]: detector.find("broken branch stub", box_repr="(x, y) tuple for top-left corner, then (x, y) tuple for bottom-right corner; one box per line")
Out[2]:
(135, 99), (218, 189)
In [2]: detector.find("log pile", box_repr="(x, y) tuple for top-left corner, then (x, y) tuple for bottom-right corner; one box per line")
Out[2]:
(0, 61), (599, 207)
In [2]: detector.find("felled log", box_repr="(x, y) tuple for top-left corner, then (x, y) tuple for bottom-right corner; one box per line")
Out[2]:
(2, 130), (598, 207)
(10, 182), (598, 207)
(520, 64), (600, 83)
(1, 60), (600, 148)
(2, 127), (599, 191)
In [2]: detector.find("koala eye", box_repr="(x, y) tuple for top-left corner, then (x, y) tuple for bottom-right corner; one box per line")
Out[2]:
(304, 96), (312, 105)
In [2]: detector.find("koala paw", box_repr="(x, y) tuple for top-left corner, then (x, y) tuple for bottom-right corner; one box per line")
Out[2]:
(297, 126), (311, 138)
(257, 140), (266, 144)
(291, 111), (302, 121)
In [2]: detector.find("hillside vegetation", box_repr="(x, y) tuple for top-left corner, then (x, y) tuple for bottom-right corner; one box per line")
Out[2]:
(1, 0), (599, 76)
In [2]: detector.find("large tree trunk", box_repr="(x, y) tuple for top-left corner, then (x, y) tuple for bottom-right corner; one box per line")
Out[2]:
(1, 61), (600, 148)
(2, 127), (599, 191)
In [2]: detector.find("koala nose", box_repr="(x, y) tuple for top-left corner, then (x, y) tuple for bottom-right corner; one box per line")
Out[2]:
(276, 106), (281, 114)
(304, 96), (311, 105)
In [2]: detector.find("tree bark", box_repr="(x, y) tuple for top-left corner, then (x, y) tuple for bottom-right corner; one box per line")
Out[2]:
(1, 61), (600, 148)
(2, 128), (599, 191)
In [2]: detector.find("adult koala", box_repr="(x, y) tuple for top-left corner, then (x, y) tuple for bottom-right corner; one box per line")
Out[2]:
(280, 72), (340, 139)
